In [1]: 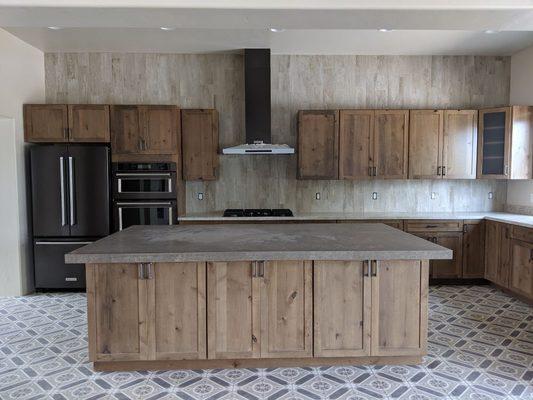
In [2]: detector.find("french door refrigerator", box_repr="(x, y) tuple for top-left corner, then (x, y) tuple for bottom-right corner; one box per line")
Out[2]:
(30, 145), (110, 289)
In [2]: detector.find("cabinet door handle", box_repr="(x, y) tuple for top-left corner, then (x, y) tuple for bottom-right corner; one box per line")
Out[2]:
(373, 166), (377, 176)
(145, 263), (153, 279)
(251, 334), (257, 343)
(138, 264), (145, 280)
(368, 167), (372, 177)
(258, 261), (265, 278)
(504, 165), (509, 176)
(371, 260), (378, 277)
(363, 260), (371, 277)
(442, 166), (446, 176)
(437, 166), (441, 176)
(426, 225), (438, 228)
(252, 262), (257, 278)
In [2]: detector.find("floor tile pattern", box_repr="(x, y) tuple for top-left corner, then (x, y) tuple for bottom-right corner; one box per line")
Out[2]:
(0, 286), (531, 399)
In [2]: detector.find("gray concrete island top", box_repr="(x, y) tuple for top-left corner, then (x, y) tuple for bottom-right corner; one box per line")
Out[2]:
(65, 223), (452, 264)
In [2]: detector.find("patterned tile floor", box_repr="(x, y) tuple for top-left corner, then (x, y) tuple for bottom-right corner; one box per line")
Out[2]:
(0, 285), (531, 400)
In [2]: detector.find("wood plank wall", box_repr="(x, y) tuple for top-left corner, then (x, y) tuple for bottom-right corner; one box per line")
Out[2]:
(45, 53), (510, 214)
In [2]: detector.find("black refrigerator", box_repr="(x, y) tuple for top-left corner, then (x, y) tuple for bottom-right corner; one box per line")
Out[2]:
(30, 145), (110, 289)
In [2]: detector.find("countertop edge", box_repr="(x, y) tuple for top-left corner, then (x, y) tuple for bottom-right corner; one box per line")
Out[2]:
(66, 249), (453, 264)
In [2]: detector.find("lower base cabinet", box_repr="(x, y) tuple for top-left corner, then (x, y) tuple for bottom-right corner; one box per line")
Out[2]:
(87, 259), (428, 368)
(509, 239), (533, 299)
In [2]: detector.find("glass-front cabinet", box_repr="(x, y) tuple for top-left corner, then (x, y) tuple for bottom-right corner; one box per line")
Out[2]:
(477, 106), (533, 180)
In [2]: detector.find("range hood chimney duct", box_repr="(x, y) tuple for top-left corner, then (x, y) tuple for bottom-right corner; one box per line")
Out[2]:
(222, 49), (294, 155)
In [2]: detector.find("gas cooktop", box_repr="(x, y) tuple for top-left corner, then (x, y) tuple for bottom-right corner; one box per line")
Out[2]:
(223, 209), (294, 217)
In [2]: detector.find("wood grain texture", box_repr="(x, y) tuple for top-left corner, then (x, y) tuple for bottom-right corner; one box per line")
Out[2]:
(44, 53), (510, 214)
(68, 104), (110, 142)
(24, 104), (69, 142)
(462, 221), (485, 278)
(408, 110), (443, 179)
(314, 261), (371, 357)
(442, 110), (477, 179)
(339, 110), (373, 180)
(374, 110), (409, 179)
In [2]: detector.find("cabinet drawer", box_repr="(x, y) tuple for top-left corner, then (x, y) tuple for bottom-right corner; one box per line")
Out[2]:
(405, 220), (463, 232)
(339, 219), (404, 230)
(511, 225), (533, 243)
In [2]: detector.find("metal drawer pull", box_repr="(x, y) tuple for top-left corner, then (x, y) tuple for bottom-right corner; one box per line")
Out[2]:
(65, 277), (78, 282)
(371, 261), (378, 277)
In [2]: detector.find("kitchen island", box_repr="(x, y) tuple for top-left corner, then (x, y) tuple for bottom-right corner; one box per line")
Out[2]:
(66, 223), (452, 371)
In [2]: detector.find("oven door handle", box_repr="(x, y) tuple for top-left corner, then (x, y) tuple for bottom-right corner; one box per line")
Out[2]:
(115, 202), (173, 206)
(115, 173), (172, 177)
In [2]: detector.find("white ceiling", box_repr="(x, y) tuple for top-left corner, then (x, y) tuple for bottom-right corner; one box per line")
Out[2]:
(2, 1), (533, 55)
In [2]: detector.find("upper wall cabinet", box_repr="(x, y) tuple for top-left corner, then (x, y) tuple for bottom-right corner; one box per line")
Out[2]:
(181, 109), (219, 181)
(339, 110), (408, 179)
(24, 104), (110, 143)
(111, 105), (179, 155)
(478, 106), (533, 179)
(298, 110), (339, 179)
(409, 109), (477, 180)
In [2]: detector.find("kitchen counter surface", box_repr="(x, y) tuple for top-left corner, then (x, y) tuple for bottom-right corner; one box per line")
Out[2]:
(66, 223), (452, 264)
(178, 211), (533, 228)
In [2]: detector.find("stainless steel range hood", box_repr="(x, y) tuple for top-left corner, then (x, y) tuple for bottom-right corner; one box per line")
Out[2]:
(222, 49), (295, 155)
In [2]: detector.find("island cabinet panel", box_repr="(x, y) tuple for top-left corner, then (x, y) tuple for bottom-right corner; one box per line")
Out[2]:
(339, 110), (374, 180)
(298, 110), (339, 179)
(462, 221), (486, 278)
(371, 260), (428, 356)
(24, 104), (69, 142)
(408, 110), (443, 179)
(207, 262), (261, 359)
(89, 264), (145, 361)
(68, 105), (110, 142)
(153, 262), (206, 360)
(509, 240), (533, 299)
(260, 261), (313, 358)
(314, 261), (371, 357)
(373, 110), (409, 179)
(181, 109), (219, 181)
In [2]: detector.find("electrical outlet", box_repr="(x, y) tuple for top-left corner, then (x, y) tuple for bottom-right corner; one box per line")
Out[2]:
(372, 192), (378, 200)
(197, 192), (204, 200)
(488, 192), (493, 200)
(315, 192), (321, 200)
(431, 192), (437, 200)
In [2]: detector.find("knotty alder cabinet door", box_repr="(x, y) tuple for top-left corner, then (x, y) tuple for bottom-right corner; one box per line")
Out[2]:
(371, 260), (428, 356)
(509, 239), (533, 299)
(298, 110), (339, 179)
(181, 109), (219, 180)
(314, 261), (371, 357)
(111, 105), (179, 155)
(484, 221), (511, 287)
(86, 262), (207, 363)
(68, 105), (110, 142)
(462, 221), (485, 278)
(409, 109), (477, 179)
(339, 110), (408, 179)
(207, 260), (312, 359)
(24, 104), (69, 142)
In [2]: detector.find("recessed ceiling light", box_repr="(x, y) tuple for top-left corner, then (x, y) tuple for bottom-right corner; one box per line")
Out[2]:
(160, 27), (176, 31)
(269, 28), (285, 33)
(378, 28), (393, 32)
(484, 30), (500, 34)
(47, 26), (62, 30)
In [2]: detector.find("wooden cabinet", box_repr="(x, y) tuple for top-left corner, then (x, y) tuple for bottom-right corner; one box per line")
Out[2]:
(260, 261), (313, 358)
(25, 104), (110, 143)
(478, 106), (533, 179)
(442, 110), (478, 179)
(24, 104), (69, 142)
(406, 220), (463, 279)
(339, 219), (404, 230)
(409, 109), (477, 179)
(408, 110), (443, 179)
(374, 110), (409, 179)
(207, 261), (260, 359)
(339, 110), (408, 179)
(207, 260), (312, 359)
(153, 262), (206, 360)
(314, 261), (371, 357)
(68, 105), (110, 142)
(181, 109), (219, 180)
(298, 110), (339, 179)
(88, 263), (147, 361)
(509, 239), (533, 299)
(462, 221), (485, 278)
(484, 221), (511, 287)
(86, 262), (206, 362)
(371, 260), (428, 356)
(111, 105), (179, 155)
(339, 110), (373, 179)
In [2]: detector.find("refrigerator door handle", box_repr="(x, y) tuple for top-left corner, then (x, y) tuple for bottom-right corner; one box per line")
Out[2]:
(68, 156), (76, 226)
(59, 157), (67, 226)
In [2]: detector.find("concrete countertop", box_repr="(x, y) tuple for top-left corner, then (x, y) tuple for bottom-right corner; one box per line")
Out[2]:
(178, 211), (533, 229)
(65, 223), (452, 264)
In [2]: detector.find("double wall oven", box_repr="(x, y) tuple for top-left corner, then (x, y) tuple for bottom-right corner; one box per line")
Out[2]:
(112, 162), (177, 231)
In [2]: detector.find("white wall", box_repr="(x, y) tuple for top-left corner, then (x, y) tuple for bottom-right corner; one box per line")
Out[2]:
(0, 28), (45, 295)
(508, 44), (533, 213)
